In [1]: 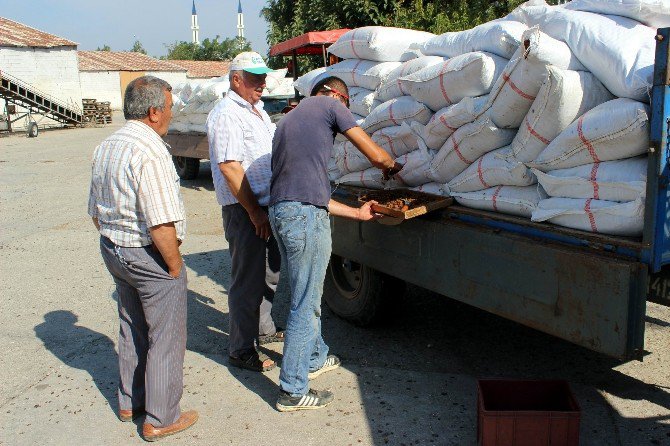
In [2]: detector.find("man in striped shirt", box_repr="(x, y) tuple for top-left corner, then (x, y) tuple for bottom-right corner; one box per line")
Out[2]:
(88, 76), (197, 441)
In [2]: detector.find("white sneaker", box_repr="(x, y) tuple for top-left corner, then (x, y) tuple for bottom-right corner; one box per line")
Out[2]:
(308, 355), (341, 379)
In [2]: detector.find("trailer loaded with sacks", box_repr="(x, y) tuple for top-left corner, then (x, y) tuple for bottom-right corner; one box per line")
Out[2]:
(169, 0), (670, 360)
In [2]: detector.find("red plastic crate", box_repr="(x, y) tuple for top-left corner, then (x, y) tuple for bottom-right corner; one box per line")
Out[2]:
(477, 379), (581, 446)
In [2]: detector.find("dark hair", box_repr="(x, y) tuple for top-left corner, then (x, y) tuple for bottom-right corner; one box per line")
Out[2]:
(123, 75), (172, 120)
(310, 76), (349, 98)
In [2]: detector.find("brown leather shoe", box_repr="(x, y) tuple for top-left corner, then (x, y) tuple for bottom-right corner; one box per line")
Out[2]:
(119, 407), (145, 422)
(142, 410), (198, 441)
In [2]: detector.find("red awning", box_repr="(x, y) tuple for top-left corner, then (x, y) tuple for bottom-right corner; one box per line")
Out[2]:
(269, 29), (351, 57)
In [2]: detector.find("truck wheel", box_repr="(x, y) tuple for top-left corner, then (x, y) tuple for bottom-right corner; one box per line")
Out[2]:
(172, 156), (200, 180)
(27, 122), (39, 138)
(324, 254), (406, 326)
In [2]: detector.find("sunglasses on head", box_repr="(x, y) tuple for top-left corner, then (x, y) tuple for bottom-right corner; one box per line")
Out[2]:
(321, 84), (350, 107)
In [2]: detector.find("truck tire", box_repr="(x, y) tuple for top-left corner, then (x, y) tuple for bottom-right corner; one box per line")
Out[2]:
(172, 156), (200, 180)
(27, 122), (38, 138)
(324, 254), (406, 326)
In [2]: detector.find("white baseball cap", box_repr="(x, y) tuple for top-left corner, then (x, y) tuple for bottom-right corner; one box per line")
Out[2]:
(230, 51), (273, 75)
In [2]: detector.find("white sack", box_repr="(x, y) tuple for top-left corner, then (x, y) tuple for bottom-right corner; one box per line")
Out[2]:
(411, 182), (449, 196)
(293, 67), (329, 97)
(371, 123), (419, 158)
(195, 80), (229, 102)
(188, 123), (207, 133)
(187, 113), (209, 125)
(265, 68), (289, 92)
(421, 20), (528, 59)
(418, 95), (490, 151)
(400, 52), (508, 111)
(486, 26), (586, 129)
(376, 56), (446, 102)
(349, 87), (381, 117)
(452, 185), (544, 218)
(327, 59), (401, 90)
(565, 0), (670, 28)
(171, 95), (184, 117)
(532, 156), (647, 202)
(169, 121), (189, 133)
(448, 147), (535, 193)
(328, 156), (342, 182)
(531, 197), (644, 236)
(336, 167), (386, 189)
(529, 98), (650, 171)
(328, 26), (436, 62)
(511, 66), (614, 163)
(362, 96), (433, 134)
(335, 141), (371, 175)
(387, 145), (435, 188)
(429, 116), (517, 183)
(178, 82), (193, 103)
(507, 1), (655, 102)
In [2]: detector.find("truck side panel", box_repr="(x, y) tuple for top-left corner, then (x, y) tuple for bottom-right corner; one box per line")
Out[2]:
(331, 215), (647, 359)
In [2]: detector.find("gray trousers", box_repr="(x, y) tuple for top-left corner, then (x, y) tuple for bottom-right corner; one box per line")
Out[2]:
(100, 236), (187, 427)
(221, 204), (280, 357)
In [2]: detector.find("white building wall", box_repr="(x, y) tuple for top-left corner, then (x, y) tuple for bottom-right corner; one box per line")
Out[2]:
(0, 46), (82, 130)
(146, 71), (188, 88)
(79, 71), (123, 110)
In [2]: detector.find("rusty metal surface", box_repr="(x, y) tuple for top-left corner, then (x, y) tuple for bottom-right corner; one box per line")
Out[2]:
(164, 132), (209, 159)
(330, 214), (647, 359)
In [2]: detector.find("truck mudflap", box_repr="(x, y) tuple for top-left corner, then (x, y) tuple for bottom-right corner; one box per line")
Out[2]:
(330, 211), (647, 360)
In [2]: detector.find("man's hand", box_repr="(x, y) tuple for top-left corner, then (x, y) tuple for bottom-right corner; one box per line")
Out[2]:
(249, 207), (272, 240)
(357, 200), (383, 221)
(149, 223), (183, 279)
(383, 162), (404, 181)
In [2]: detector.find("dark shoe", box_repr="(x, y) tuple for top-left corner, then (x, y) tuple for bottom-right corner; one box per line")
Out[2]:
(229, 350), (276, 372)
(119, 406), (145, 422)
(142, 410), (198, 441)
(308, 355), (341, 380)
(258, 329), (285, 346)
(276, 388), (334, 412)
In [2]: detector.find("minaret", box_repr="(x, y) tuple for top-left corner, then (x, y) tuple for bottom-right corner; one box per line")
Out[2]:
(191, 0), (200, 44)
(237, 0), (245, 39)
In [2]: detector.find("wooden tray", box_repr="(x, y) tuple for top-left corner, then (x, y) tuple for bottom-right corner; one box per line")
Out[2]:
(358, 189), (453, 222)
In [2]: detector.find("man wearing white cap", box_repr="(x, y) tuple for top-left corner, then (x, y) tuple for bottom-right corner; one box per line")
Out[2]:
(206, 51), (283, 372)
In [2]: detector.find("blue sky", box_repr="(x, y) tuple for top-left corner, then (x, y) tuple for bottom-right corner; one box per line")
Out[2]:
(0, 0), (271, 57)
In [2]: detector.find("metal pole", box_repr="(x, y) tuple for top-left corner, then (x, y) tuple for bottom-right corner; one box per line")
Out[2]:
(322, 44), (327, 67)
(292, 49), (300, 100)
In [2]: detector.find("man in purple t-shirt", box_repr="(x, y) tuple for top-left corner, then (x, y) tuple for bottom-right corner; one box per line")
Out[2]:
(269, 76), (402, 412)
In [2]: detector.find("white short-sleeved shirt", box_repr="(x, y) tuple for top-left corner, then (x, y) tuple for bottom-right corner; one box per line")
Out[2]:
(87, 120), (186, 247)
(206, 89), (276, 206)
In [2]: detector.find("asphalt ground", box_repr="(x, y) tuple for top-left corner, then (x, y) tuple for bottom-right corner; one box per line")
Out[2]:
(0, 116), (669, 445)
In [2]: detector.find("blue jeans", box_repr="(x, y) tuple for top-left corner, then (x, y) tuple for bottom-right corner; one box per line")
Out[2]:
(269, 201), (331, 396)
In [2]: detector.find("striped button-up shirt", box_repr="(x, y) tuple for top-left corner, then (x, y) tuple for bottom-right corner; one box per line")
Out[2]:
(206, 89), (276, 206)
(88, 120), (186, 247)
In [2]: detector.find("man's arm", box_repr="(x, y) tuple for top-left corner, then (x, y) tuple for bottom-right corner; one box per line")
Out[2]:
(219, 161), (271, 240)
(328, 199), (380, 221)
(150, 222), (183, 278)
(343, 126), (403, 178)
(92, 217), (100, 231)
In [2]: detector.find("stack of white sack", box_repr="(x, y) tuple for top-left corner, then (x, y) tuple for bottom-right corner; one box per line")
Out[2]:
(263, 68), (294, 96)
(398, 52), (508, 112)
(485, 26), (586, 129)
(361, 96), (433, 134)
(451, 185), (547, 218)
(511, 65), (614, 163)
(428, 116), (517, 184)
(447, 146), (535, 193)
(421, 20), (528, 59)
(529, 98), (650, 236)
(328, 26), (435, 62)
(169, 77), (230, 133)
(415, 95), (490, 151)
(375, 56), (446, 102)
(334, 123), (419, 176)
(506, 0), (656, 102)
(349, 87), (381, 117)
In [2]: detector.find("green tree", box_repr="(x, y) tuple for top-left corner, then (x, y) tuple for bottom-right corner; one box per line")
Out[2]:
(96, 44), (111, 51)
(130, 39), (147, 54)
(164, 36), (252, 61)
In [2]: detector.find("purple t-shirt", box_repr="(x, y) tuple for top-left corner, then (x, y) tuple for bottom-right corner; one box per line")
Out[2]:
(270, 96), (358, 208)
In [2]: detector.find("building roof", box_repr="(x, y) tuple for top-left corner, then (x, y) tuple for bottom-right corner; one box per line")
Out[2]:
(78, 51), (187, 72)
(167, 60), (231, 78)
(0, 17), (77, 48)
